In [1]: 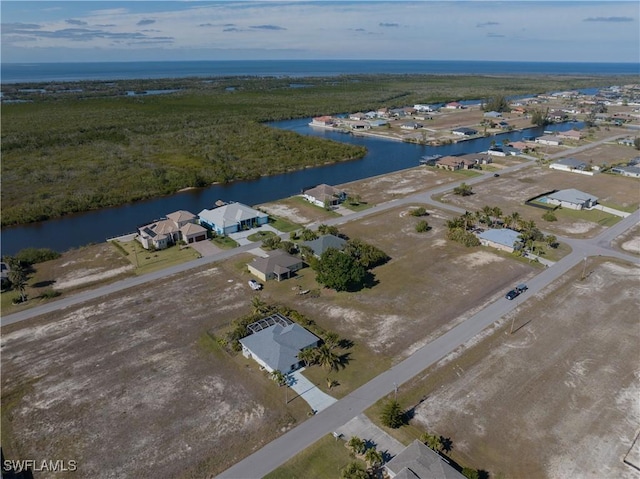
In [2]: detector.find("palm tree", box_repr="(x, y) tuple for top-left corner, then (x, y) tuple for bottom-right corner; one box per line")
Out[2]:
(421, 432), (442, 451)
(341, 462), (368, 479)
(297, 347), (316, 367)
(347, 436), (366, 455)
(506, 211), (522, 230)
(461, 211), (475, 231)
(491, 206), (503, 226)
(480, 205), (494, 226)
(270, 370), (287, 386)
(364, 447), (383, 468)
(314, 344), (342, 372)
(251, 295), (269, 315)
(8, 264), (27, 303)
(323, 331), (340, 348)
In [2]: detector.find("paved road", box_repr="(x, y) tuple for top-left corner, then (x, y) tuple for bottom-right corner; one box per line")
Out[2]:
(217, 209), (639, 479)
(2, 132), (637, 478)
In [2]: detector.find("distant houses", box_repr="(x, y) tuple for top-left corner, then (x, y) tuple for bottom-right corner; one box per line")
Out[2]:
(198, 202), (268, 236)
(451, 127), (478, 137)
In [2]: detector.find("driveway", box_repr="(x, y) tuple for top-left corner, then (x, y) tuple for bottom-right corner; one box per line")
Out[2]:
(335, 413), (405, 460)
(287, 368), (337, 413)
(229, 224), (281, 246)
(190, 240), (223, 257)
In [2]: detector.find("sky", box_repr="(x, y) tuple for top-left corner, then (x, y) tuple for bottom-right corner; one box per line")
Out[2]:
(1, 1), (639, 64)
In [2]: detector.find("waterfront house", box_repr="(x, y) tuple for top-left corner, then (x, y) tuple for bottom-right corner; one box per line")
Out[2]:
(138, 209), (203, 250)
(549, 157), (588, 173)
(435, 156), (465, 171)
(198, 202), (268, 236)
(558, 129), (583, 141)
(310, 116), (335, 127)
(451, 127), (478, 137)
(444, 101), (464, 109)
(535, 135), (562, 146)
(302, 184), (346, 207)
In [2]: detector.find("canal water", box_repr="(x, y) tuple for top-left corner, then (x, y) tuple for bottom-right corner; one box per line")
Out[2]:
(0, 120), (581, 255)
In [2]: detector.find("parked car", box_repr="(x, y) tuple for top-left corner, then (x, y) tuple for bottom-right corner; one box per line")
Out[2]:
(494, 173), (500, 177)
(248, 279), (263, 291)
(505, 283), (527, 300)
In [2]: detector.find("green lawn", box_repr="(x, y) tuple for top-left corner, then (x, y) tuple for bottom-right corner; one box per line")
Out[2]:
(247, 230), (276, 242)
(113, 240), (200, 274)
(264, 434), (363, 479)
(268, 215), (300, 233)
(212, 236), (239, 249)
(555, 207), (621, 227)
(342, 201), (373, 212)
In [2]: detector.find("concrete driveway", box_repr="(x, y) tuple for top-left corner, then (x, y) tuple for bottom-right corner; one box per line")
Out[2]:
(287, 369), (337, 413)
(335, 413), (405, 459)
(190, 240), (223, 257)
(229, 224), (281, 246)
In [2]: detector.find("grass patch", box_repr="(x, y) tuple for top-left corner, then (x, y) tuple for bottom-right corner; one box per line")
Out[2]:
(598, 201), (638, 214)
(301, 340), (392, 400)
(455, 169), (484, 178)
(247, 230), (276, 242)
(1, 378), (38, 459)
(264, 434), (362, 479)
(555, 207), (621, 227)
(115, 240), (200, 274)
(342, 201), (373, 212)
(211, 236), (239, 249)
(268, 215), (300, 233)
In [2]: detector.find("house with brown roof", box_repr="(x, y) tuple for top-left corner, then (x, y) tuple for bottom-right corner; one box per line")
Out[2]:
(302, 184), (347, 207)
(138, 209), (205, 250)
(558, 129), (583, 141)
(310, 116), (335, 127)
(248, 250), (304, 282)
(435, 156), (465, 171)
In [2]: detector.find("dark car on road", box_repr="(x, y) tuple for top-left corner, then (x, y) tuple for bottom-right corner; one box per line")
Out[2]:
(506, 283), (528, 300)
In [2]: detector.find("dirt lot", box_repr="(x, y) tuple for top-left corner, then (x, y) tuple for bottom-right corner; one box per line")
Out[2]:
(409, 258), (640, 479)
(439, 164), (639, 238)
(1, 256), (313, 479)
(279, 205), (539, 360)
(615, 223), (640, 256)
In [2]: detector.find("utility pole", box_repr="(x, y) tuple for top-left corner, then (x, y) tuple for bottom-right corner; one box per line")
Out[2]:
(581, 256), (587, 280)
(393, 382), (398, 402)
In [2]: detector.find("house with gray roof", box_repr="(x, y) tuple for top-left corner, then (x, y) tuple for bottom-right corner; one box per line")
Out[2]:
(478, 228), (522, 253)
(240, 314), (320, 374)
(385, 440), (466, 479)
(302, 234), (347, 258)
(611, 165), (640, 178)
(535, 135), (562, 146)
(248, 250), (304, 282)
(198, 202), (268, 236)
(302, 184), (346, 208)
(546, 189), (598, 210)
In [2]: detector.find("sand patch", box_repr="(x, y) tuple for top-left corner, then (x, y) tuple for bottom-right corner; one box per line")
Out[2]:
(259, 202), (311, 224)
(621, 237), (640, 254)
(56, 265), (135, 289)
(453, 250), (504, 268)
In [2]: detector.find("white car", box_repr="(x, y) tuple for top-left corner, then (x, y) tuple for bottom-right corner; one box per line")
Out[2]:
(248, 280), (263, 291)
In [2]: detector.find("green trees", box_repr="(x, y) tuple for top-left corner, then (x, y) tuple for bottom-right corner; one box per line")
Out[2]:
(270, 370), (287, 386)
(314, 344), (343, 372)
(453, 183), (473, 196)
(530, 107), (550, 127)
(7, 262), (28, 303)
(299, 228), (318, 241)
(380, 399), (404, 428)
(420, 432), (442, 451)
(364, 448), (383, 468)
(317, 224), (340, 236)
(542, 210), (557, 222)
(343, 239), (390, 269)
(483, 95), (510, 112)
(315, 248), (367, 292)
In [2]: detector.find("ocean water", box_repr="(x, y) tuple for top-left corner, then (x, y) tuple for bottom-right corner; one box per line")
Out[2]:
(1, 60), (638, 84)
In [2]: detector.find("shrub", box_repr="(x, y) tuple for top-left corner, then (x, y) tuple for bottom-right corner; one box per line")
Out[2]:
(40, 289), (61, 299)
(415, 220), (430, 233)
(410, 207), (427, 217)
(14, 248), (61, 265)
(542, 210), (557, 222)
(380, 399), (404, 428)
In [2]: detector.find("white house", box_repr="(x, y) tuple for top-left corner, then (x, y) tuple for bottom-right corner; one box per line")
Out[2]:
(302, 184), (346, 207)
(545, 189), (599, 210)
(535, 135), (562, 146)
(198, 202), (268, 235)
(478, 228), (522, 253)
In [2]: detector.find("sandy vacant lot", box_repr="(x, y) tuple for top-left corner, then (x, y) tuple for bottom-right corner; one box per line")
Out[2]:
(1, 258), (311, 479)
(439, 164), (638, 237)
(411, 259), (640, 479)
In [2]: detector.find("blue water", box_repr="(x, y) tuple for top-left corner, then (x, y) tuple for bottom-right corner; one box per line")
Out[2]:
(2, 60), (638, 84)
(0, 118), (582, 256)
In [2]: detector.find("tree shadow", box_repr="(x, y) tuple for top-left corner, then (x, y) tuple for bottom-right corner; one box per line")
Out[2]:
(32, 279), (56, 288)
(338, 338), (354, 350)
(338, 352), (352, 369)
